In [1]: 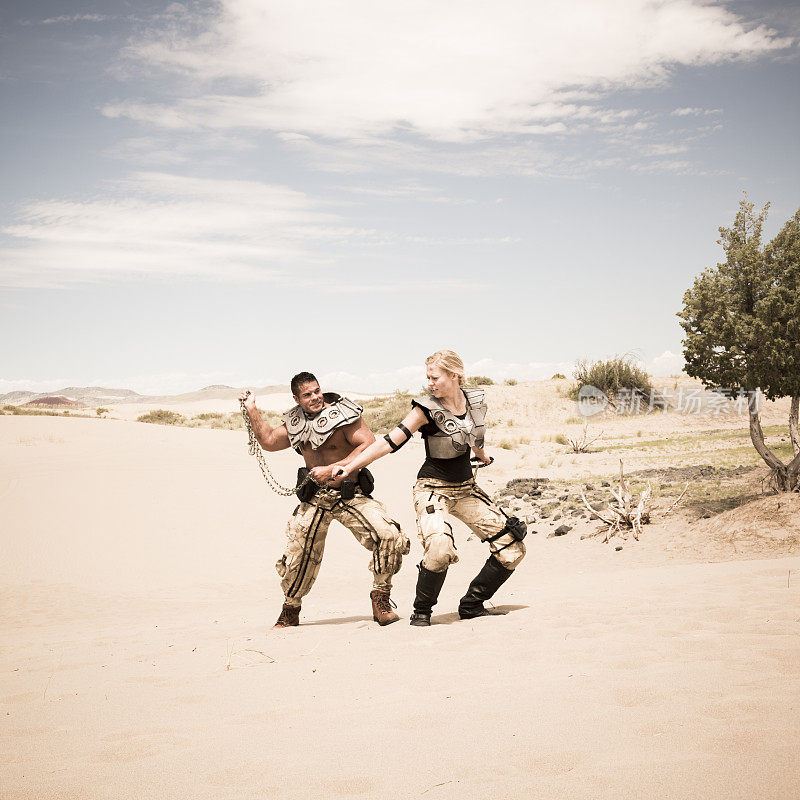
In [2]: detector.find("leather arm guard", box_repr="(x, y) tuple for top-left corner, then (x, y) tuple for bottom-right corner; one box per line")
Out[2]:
(384, 423), (412, 452)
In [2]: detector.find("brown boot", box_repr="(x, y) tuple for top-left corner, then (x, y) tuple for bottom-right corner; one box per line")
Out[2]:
(273, 602), (300, 628)
(370, 589), (400, 626)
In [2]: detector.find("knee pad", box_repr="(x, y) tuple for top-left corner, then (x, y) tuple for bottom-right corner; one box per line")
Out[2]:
(496, 540), (526, 570)
(422, 532), (457, 571)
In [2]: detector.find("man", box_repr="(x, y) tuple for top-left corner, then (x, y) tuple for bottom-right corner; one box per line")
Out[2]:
(239, 372), (409, 628)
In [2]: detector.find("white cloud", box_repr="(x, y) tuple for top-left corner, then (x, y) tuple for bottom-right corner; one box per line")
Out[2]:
(671, 106), (723, 116)
(0, 171), (503, 288)
(40, 14), (112, 24)
(650, 350), (685, 375)
(321, 357), (576, 393)
(465, 357), (575, 382)
(0, 172), (348, 287)
(108, 0), (790, 147)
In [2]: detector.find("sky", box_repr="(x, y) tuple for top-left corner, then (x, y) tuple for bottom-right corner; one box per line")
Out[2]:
(1, 0), (798, 395)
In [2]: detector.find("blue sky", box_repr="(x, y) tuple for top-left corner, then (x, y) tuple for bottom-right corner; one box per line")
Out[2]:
(1, 0), (798, 394)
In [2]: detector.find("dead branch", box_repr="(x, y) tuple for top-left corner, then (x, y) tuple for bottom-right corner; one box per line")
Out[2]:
(581, 460), (661, 543)
(661, 482), (689, 515)
(567, 419), (603, 453)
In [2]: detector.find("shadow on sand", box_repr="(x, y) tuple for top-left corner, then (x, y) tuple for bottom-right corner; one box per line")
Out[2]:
(429, 603), (529, 626)
(300, 604), (529, 627)
(302, 614), (374, 627)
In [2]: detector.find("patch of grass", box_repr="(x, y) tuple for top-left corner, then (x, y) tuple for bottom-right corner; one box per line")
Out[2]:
(504, 378), (518, 386)
(2, 405), (92, 418)
(564, 416), (583, 425)
(361, 392), (413, 434)
(551, 373), (567, 380)
(554, 433), (568, 445)
(466, 376), (494, 386)
(498, 439), (514, 450)
(138, 409), (186, 425)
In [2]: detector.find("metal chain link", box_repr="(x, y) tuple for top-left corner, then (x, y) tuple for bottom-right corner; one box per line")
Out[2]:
(240, 397), (316, 497)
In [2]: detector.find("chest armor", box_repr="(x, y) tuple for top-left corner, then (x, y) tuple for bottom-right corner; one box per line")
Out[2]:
(414, 387), (487, 459)
(283, 393), (363, 451)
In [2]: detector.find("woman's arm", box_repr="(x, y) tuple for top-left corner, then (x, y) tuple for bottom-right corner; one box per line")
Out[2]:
(332, 406), (427, 479)
(471, 444), (491, 464)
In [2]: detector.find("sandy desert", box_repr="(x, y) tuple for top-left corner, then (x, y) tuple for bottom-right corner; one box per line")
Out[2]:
(2, 382), (799, 799)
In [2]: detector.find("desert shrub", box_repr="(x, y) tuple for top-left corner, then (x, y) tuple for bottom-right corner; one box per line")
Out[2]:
(96, 407), (109, 417)
(567, 354), (653, 408)
(554, 433), (568, 445)
(564, 416), (582, 425)
(3, 405), (91, 418)
(498, 439), (514, 450)
(186, 412), (243, 430)
(138, 409), (186, 425)
(551, 373), (567, 380)
(504, 378), (518, 386)
(466, 376), (494, 386)
(362, 392), (413, 434)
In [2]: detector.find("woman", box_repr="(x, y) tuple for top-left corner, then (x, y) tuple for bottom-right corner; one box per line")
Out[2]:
(333, 350), (526, 626)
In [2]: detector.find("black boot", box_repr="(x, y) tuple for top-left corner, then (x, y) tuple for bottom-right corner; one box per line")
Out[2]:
(410, 563), (447, 626)
(458, 556), (514, 620)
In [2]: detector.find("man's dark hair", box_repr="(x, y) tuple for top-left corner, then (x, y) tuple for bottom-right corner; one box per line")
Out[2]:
(291, 371), (319, 397)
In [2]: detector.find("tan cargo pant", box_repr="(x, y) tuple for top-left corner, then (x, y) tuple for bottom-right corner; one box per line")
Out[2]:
(412, 477), (526, 573)
(277, 488), (410, 607)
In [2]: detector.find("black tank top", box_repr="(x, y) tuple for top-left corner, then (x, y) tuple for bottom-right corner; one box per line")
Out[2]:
(412, 401), (473, 482)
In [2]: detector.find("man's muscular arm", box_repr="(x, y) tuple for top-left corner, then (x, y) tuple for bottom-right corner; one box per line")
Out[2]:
(238, 391), (290, 452)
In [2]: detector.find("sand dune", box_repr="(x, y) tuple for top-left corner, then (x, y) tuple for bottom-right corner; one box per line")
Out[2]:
(1, 415), (799, 799)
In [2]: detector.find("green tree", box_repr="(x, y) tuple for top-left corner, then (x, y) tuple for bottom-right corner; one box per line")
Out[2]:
(678, 196), (800, 491)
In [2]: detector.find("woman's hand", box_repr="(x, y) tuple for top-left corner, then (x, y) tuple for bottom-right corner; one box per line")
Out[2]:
(473, 448), (491, 465)
(331, 464), (350, 481)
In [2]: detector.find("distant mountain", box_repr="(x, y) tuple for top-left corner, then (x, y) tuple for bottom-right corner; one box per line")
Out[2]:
(0, 386), (142, 406)
(22, 395), (87, 409)
(0, 384), (289, 406)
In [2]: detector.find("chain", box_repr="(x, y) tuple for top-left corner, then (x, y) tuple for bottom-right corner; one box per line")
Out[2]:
(240, 397), (315, 497)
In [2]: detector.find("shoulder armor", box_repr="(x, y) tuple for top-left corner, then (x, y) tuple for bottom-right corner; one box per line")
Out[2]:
(412, 394), (444, 413)
(462, 386), (485, 407)
(414, 389), (487, 458)
(283, 393), (362, 450)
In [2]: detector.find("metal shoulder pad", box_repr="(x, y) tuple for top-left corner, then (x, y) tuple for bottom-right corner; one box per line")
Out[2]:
(412, 394), (443, 414)
(283, 405), (308, 442)
(463, 386), (487, 433)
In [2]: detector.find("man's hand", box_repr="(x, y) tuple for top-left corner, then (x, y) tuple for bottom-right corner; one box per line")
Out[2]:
(310, 465), (335, 484)
(238, 390), (256, 413)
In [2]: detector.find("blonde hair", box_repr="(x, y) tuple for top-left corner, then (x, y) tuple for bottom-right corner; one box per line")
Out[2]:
(425, 349), (466, 385)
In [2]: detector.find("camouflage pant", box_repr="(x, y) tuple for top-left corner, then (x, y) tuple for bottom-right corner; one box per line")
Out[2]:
(277, 488), (409, 606)
(412, 478), (526, 573)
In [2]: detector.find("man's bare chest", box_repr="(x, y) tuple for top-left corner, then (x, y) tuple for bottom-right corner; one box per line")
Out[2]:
(299, 428), (352, 467)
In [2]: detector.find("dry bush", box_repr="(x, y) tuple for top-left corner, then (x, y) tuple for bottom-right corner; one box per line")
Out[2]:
(361, 392), (413, 434)
(568, 353), (653, 408)
(137, 409), (186, 425)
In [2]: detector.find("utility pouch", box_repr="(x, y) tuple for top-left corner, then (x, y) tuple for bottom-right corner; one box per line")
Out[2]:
(340, 478), (356, 501)
(296, 468), (319, 503)
(358, 467), (375, 497)
(506, 516), (527, 541)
